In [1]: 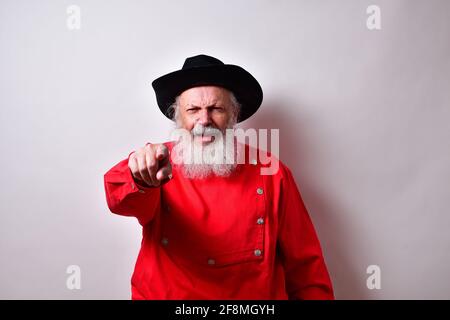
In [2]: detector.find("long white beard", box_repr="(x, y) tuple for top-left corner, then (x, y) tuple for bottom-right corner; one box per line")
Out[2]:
(171, 124), (240, 179)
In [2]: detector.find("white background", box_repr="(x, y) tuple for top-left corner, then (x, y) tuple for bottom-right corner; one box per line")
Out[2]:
(1, 0), (449, 299)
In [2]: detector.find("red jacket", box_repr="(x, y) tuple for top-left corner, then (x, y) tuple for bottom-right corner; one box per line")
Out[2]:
(103, 142), (334, 299)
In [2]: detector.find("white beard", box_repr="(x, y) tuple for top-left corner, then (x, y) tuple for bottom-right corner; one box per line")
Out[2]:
(171, 124), (241, 179)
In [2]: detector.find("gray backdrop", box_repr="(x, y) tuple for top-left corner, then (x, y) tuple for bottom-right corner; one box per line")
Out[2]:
(1, 0), (449, 299)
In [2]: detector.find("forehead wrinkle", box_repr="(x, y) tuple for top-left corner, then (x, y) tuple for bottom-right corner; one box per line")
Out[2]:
(179, 86), (232, 108)
(183, 95), (231, 109)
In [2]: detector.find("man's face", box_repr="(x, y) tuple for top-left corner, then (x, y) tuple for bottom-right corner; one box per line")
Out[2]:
(178, 86), (234, 144)
(172, 85), (239, 179)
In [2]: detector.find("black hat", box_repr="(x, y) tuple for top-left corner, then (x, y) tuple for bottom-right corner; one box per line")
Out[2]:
(152, 54), (263, 123)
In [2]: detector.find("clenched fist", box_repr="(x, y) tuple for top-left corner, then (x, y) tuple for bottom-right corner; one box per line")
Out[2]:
(128, 143), (172, 187)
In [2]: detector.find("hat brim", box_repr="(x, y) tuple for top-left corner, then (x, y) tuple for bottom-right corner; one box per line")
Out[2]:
(152, 64), (263, 123)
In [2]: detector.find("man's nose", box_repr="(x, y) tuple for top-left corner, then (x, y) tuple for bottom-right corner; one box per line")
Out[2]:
(197, 109), (211, 126)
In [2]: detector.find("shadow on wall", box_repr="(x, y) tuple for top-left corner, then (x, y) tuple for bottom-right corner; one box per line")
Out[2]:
(241, 97), (369, 299)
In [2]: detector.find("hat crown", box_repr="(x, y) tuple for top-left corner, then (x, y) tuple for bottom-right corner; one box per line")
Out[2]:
(182, 54), (224, 69)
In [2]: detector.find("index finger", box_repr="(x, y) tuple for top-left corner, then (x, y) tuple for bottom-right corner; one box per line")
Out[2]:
(156, 144), (169, 161)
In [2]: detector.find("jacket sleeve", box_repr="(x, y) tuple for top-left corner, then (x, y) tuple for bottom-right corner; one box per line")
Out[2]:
(103, 153), (161, 226)
(277, 164), (334, 300)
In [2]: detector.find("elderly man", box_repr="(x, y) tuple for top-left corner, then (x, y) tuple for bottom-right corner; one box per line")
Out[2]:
(103, 54), (334, 300)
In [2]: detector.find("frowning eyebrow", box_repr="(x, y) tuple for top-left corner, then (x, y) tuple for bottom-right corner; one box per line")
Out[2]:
(185, 103), (224, 108)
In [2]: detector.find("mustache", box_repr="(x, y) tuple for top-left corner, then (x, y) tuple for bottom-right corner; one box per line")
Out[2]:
(191, 124), (222, 136)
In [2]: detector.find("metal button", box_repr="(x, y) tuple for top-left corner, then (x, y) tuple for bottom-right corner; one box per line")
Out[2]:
(161, 238), (169, 246)
(251, 159), (257, 165)
(257, 218), (264, 225)
(207, 259), (216, 265)
(138, 189), (145, 194)
(254, 249), (262, 257)
(257, 188), (263, 195)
